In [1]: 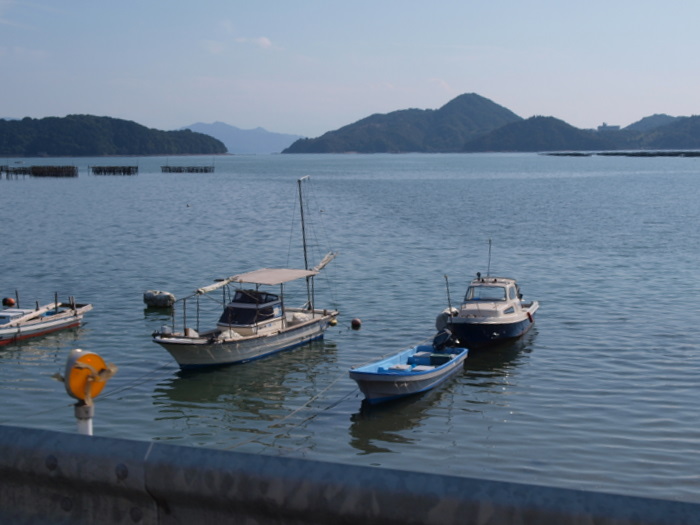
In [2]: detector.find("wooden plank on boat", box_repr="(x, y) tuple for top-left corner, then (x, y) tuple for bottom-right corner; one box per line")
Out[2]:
(3, 303), (60, 327)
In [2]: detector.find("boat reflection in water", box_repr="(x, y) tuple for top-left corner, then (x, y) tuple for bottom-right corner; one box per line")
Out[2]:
(349, 388), (453, 454)
(151, 340), (338, 446)
(0, 325), (86, 364)
(462, 331), (536, 385)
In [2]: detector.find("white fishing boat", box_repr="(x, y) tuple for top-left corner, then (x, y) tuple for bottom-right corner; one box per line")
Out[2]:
(437, 272), (539, 349)
(152, 177), (339, 369)
(349, 333), (468, 405)
(0, 295), (93, 346)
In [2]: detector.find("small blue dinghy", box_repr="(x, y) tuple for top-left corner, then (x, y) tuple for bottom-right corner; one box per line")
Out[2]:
(349, 331), (468, 405)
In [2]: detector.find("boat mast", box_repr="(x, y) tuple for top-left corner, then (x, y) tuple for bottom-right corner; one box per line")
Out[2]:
(487, 239), (492, 277)
(298, 176), (310, 271)
(444, 274), (453, 311)
(298, 176), (313, 309)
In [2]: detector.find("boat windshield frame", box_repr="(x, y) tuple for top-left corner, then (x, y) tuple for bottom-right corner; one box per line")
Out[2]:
(218, 290), (283, 326)
(465, 285), (507, 302)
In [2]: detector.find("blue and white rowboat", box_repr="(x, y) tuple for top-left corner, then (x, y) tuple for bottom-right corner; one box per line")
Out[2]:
(349, 340), (468, 405)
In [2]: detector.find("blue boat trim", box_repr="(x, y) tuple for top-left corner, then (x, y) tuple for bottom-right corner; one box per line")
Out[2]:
(349, 343), (468, 405)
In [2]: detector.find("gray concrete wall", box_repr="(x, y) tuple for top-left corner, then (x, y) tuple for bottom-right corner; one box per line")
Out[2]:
(0, 424), (697, 524)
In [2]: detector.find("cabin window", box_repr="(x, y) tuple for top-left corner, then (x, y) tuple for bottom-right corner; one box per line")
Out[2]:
(509, 287), (517, 299)
(465, 285), (506, 301)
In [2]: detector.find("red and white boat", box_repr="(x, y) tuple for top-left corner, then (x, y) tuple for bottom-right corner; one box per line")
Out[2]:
(0, 296), (93, 345)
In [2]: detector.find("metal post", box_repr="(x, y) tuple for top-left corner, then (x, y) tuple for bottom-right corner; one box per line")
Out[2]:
(74, 401), (94, 436)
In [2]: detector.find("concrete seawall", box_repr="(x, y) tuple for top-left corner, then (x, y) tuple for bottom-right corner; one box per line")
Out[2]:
(0, 424), (697, 524)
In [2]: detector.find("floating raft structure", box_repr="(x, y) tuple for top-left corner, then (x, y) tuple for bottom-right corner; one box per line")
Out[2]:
(29, 165), (78, 177)
(0, 166), (29, 179)
(544, 150), (700, 158)
(161, 165), (214, 173)
(0, 165), (77, 177)
(90, 166), (138, 175)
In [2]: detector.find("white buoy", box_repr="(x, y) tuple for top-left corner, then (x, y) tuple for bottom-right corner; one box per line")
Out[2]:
(143, 290), (176, 308)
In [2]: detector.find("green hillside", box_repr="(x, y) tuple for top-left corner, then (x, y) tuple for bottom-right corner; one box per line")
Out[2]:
(283, 93), (522, 153)
(463, 116), (615, 152)
(283, 93), (700, 154)
(0, 115), (227, 156)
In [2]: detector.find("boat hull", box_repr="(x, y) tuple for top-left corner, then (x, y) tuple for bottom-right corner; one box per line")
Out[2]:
(153, 311), (336, 369)
(349, 345), (468, 405)
(447, 311), (535, 349)
(0, 305), (92, 346)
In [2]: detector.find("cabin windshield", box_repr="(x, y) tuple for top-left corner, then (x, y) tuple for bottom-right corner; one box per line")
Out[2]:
(465, 285), (506, 302)
(218, 289), (282, 326)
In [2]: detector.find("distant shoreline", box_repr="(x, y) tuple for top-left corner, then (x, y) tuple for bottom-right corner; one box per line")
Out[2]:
(544, 151), (700, 158)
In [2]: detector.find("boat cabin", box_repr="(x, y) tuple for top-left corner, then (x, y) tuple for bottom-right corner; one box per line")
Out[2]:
(465, 277), (520, 301)
(460, 276), (522, 316)
(217, 289), (284, 335)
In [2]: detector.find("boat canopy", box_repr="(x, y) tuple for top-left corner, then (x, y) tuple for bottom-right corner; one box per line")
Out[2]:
(232, 268), (318, 286)
(196, 268), (318, 295)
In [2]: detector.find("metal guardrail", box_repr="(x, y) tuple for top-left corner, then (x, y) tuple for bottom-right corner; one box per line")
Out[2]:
(0, 424), (697, 524)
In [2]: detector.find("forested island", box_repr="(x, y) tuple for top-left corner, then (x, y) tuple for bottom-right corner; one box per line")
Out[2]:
(3, 94), (699, 156)
(0, 115), (227, 156)
(283, 93), (699, 154)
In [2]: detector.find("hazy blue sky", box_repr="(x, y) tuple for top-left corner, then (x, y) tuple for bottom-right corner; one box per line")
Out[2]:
(2, 1), (698, 137)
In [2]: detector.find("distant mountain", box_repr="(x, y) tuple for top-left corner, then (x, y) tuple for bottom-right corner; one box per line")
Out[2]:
(0, 115), (226, 156)
(283, 92), (700, 153)
(185, 122), (303, 154)
(624, 114), (683, 133)
(283, 93), (522, 153)
(463, 116), (616, 152)
(635, 116), (700, 149)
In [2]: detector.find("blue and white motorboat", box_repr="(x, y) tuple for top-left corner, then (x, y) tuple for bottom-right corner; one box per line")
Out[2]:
(437, 273), (539, 349)
(349, 333), (468, 405)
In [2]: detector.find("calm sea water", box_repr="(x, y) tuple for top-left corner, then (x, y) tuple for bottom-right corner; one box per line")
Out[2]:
(1, 153), (700, 503)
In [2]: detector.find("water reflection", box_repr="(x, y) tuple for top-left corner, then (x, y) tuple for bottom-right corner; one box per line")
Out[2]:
(151, 340), (338, 431)
(348, 385), (451, 454)
(0, 325), (87, 363)
(463, 333), (533, 378)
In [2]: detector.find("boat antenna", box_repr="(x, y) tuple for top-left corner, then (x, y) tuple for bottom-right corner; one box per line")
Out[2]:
(298, 176), (312, 309)
(298, 176), (310, 271)
(444, 274), (453, 310)
(486, 239), (492, 277)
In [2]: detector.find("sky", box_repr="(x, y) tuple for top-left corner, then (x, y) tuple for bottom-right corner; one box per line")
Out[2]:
(1, 1), (699, 137)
